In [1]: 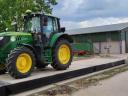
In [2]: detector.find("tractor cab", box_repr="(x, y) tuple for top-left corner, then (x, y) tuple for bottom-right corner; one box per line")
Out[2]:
(23, 13), (65, 46)
(24, 13), (65, 37)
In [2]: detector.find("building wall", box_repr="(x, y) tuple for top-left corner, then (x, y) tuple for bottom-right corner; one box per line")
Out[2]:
(121, 40), (126, 54)
(120, 29), (128, 53)
(93, 42), (101, 54)
(71, 31), (122, 54)
(101, 41), (120, 54)
(93, 41), (121, 54)
(72, 31), (120, 42)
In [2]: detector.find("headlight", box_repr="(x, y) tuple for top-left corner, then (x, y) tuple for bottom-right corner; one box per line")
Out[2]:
(11, 36), (16, 42)
(0, 37), (4, 40)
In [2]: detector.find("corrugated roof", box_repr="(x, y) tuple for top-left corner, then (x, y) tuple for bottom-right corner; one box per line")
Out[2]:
(66, 22), (128, 35)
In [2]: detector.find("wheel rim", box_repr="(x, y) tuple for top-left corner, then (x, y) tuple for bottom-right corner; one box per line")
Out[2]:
(58, 44), (71, 64)
(16, 53), (32, 74)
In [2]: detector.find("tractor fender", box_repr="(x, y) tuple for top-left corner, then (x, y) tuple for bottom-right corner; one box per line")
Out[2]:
(20, 44), (37, 56)
(49, 33), (73, 48)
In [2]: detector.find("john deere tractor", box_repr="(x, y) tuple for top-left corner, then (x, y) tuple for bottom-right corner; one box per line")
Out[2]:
(0, 12), (73, 79)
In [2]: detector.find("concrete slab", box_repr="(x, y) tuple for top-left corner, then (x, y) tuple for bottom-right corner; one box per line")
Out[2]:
(0, 55), (126, 96)
(0, 56), (126, 84)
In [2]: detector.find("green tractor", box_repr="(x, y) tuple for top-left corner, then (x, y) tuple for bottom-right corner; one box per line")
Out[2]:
(0, 12), (73, 79)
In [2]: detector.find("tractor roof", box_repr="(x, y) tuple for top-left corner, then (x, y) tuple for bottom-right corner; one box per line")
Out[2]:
(45, 14), (59, 19)
(24, 12), (59, 19)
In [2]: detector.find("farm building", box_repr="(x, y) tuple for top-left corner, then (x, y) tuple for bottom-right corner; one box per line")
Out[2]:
(66, 22), (128, 54)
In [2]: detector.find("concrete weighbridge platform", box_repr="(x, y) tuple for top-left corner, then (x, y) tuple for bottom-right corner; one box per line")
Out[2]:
(0, 55), (126, 96)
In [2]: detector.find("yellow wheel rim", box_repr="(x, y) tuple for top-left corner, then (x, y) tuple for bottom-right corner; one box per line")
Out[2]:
(58, 44), (71, 64)
(16, 53), (32, 74)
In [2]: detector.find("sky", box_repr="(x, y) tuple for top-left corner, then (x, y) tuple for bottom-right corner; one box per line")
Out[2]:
(53, 0), (128, 30)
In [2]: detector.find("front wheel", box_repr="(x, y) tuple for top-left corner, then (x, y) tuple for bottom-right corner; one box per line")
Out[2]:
(51, 39), (73, 70)
(6, 47), (36, 79)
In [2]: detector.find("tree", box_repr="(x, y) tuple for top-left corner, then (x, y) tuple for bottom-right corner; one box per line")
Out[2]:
(0, 0), (57, 32)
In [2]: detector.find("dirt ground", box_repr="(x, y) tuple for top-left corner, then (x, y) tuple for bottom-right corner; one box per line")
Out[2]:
(28, 64), (128, 96)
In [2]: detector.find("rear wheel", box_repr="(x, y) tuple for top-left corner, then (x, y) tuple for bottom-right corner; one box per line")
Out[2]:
(6, 47), (36, 79)
(51, 39), (73, 70)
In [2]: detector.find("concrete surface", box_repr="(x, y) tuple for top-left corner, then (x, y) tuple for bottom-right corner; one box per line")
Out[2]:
(73, 70), (128, 96)
(0, 55), (126, 84)
(15, 64), (127, 96)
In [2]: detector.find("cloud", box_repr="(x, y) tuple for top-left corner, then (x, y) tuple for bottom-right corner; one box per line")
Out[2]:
(53, 0), (85, 20)
(54, 0), (128, 21)
(60, 21), (80, 30)
(79, 17), (128, 28)
(54, 0), (84, 15)
(61, 0), (84, 15)
(62, 17), (128, 30)
(53, 0), (128, 30)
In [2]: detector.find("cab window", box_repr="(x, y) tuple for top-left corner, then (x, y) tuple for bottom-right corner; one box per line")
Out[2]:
(43, 17), (53, 37)
(24, 16), (41, 32)
(53, 18), (58, 32)
(42, 17), (59, 38)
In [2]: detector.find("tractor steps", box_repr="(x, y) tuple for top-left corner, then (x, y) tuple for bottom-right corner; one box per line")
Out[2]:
(0, 57), (126, 96)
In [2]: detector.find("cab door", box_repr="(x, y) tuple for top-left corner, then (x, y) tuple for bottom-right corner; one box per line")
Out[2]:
(42, 16), (59, 38)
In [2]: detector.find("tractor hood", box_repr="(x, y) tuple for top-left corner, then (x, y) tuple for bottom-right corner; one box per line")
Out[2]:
(0, 32), (31, 37)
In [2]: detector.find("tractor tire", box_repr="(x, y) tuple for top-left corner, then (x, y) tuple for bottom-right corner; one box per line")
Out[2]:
(6, 47), (36, 79)
(51, 39), (73, 70)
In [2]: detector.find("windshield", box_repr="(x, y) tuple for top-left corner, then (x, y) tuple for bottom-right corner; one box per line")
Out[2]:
(24, 16), (41, 32)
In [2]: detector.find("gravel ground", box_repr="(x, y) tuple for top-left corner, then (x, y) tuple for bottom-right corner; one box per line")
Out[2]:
(29, 64), (128, 96)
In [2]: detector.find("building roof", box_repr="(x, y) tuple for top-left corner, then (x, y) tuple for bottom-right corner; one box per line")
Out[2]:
(66, 22), (128, 35)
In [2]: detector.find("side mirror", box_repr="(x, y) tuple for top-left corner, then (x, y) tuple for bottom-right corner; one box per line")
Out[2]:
(60, 27), (65, 32)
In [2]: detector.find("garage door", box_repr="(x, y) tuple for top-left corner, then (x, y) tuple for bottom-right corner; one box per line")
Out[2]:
(101, 41), (120, 54)
(93, 42), (101, 54)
